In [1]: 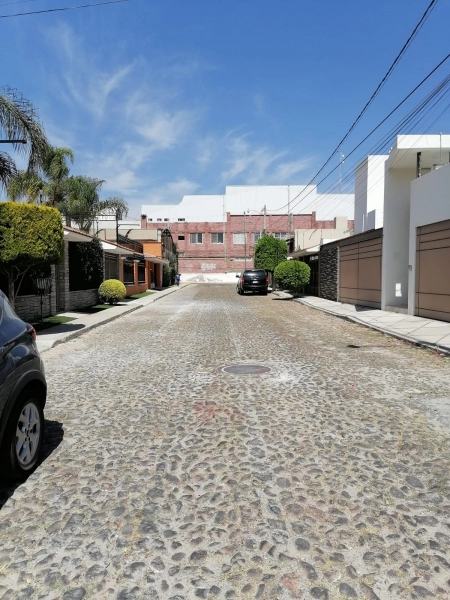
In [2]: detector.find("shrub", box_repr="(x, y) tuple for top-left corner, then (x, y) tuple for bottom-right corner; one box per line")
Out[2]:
(274, 260), (310, 297)
(0, 202), (64, 305)
(98, 279), (126, 305)
(254, 235), (288, 272)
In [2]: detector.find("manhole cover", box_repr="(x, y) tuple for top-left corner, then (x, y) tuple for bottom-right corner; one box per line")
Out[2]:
(222, 364), (271, 375)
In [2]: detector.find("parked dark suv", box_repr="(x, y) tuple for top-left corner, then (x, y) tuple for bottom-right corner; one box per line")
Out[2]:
(236, 269), (269, 295)
(0, 290), (46, 479)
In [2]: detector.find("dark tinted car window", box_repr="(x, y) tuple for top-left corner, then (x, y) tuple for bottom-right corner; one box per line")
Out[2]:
(0, 292), (26, 346)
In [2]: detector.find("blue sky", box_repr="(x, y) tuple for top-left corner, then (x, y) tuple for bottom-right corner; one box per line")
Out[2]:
(2, 0), (450, 218)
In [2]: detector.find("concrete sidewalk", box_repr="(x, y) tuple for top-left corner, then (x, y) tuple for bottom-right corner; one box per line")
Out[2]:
(273, 292), (450, 355)
(36, 285), (184, 353)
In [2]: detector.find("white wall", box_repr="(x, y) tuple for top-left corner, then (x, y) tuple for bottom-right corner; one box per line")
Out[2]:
(354, 155), (387, 234)
(381, 167), (415, 308)
(409, 164), (450, 314)
(294, 217), (351, 250)
(141, 185), (355, 223)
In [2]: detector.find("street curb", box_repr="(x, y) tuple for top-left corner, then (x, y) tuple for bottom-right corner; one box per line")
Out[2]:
(41, 305), (144, 352)
(38, 285), (188, 353)
(293, 297), (450, 357)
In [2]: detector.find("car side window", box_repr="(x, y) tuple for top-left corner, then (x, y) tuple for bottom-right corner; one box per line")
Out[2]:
(0, 296), (25, 346)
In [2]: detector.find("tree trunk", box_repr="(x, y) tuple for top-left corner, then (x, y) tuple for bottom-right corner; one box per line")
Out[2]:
(7, 273), (14, 309)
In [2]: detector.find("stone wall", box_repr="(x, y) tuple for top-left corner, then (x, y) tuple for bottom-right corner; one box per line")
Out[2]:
(319, 246), (338, 301)
(14, 265), (57, 323)
(68, 289), (98, 311)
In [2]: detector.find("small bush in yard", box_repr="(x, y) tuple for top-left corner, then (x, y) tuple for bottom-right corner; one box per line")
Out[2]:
(98, 279), (126, 305)
(274, 260), (310, 297)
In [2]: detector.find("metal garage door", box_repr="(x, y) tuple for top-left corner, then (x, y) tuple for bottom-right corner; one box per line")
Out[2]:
(339, 233), (383, 309)
(416, 219), (450, 322)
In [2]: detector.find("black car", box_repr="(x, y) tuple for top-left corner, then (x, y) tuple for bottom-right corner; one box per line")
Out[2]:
(236, 269), (269, 295)
(0, 290), (46, 479)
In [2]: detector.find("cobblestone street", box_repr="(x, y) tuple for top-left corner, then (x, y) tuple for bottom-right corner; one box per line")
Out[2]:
(2, 284), (450, 600)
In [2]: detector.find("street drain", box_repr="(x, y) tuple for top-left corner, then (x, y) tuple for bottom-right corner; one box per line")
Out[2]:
(347, 344), (361, 349)
(222, 364), (271, 375)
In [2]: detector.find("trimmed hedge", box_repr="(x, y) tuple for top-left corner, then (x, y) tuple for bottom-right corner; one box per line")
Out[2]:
(254, 235), (288, 273)
(0, 202), (63, 302)
(274, 260), (311, 297)
(98, 279), (126, 304)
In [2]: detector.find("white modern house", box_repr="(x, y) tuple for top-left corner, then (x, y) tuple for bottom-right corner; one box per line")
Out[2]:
(409, 161), (450, 321)
(381, 134), (450, 313)
(354, 155), (387, 234)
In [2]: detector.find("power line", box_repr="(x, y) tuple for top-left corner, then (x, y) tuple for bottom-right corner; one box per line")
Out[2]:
(270, 0), (441, 215)
(0, 1), (36, 7)
(269, 52), (450, 226)
(0, 0), (128, 19)
(268, 68), (450, 229)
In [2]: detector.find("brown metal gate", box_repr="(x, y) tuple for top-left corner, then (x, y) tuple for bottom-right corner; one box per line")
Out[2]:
(339, 231), (382, 309)
(416, 218), (450, 322)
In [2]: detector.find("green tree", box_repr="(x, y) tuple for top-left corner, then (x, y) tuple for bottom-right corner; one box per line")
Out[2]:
(7, 145), (74, 205)
(0, 88), (48, 192)
(254, 235), (287, 278)
(0, 202), (64, 305)
(7, 146), (74, 207)
(59, 177), (128, 233)
(274, 260), (310, 297)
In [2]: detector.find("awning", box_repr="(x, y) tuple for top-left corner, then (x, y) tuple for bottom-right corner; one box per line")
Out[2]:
(101, 241), (133, 256)
(289, 245), (320, 259)
(144, 254), (169, 265)
(64, 229), (92, 242)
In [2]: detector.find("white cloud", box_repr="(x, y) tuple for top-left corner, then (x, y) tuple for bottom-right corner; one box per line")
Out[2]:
(221, 133), (285, 182)
(271, 158), (312, 181)
(136, 109), (196, 150)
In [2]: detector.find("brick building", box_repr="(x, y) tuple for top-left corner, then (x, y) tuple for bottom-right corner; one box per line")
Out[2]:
(141, 185), (354, 276)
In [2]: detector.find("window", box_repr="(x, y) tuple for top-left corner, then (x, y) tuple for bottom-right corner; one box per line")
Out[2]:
(164, 218), (169, 222)
(190, 233), (203, 244)
(178, 235), (185, 241)
(137, 261), (146, 283)
(178, 218), (185, 222)
(254, 233), (261, 243)
(211, 232), (224, 244)
(273, 232), (289, 240)
(157, 218), (162, 222)
(123, 260), (135, 284)
(105, 253), (119, 280)
(147, 218), (153, 222)
(233, 233), (246, 244)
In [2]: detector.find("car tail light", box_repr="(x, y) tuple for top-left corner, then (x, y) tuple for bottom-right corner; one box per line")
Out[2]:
(26, 323), (37, 340)
(241, 276), (245, 285)
(266, 276), (269, 285)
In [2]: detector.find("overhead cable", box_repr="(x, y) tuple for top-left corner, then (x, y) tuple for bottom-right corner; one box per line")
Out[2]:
(269, 52), (450, 224)
(270, 0), (441, 214)
(0, 0), (127, 19)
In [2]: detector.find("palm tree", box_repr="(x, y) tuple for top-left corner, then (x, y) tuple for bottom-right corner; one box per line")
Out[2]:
(7, 145), (74, 205)
(59, 176), (128, 233)
(0, 87), (48, 192)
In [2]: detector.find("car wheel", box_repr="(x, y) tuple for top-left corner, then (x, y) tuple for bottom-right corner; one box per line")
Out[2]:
(0, 392), (44, 480)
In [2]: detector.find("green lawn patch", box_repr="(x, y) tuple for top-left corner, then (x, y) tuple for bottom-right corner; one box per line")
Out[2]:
(128, 291), (155, 299)
(33, 316), (76, 332)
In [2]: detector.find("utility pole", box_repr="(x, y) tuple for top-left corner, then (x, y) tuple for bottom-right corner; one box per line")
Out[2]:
(263, 204), (266, 234)
(223, 195), (227, 272)
(244, 211), (247, 269)
(287, 185), (290, 235)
